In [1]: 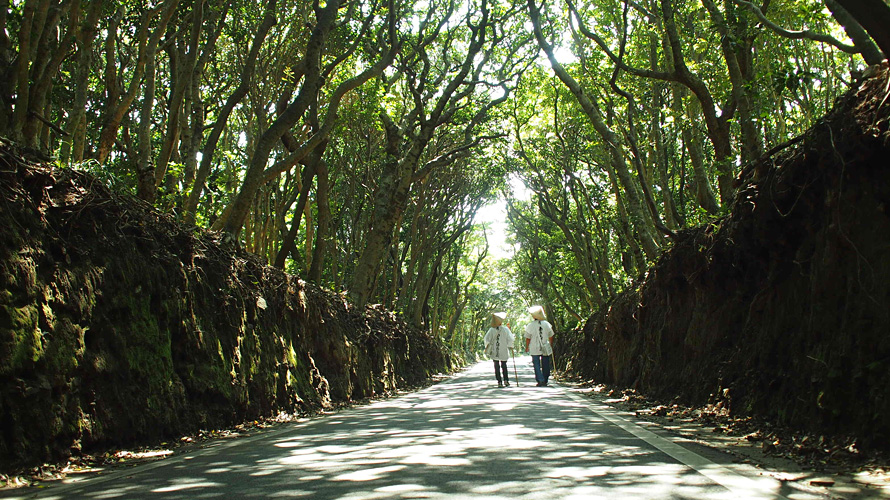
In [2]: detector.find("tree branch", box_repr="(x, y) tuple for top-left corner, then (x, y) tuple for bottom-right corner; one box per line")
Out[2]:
(732, 0), (857, 54)
(565, 0), (675, 81)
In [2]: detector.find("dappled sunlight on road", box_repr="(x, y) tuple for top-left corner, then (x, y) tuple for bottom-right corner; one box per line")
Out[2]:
(4, 360), (830, 499)
(245, 361), (684, 498)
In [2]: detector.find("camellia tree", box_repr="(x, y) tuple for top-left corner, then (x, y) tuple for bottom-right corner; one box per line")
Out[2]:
(499, 0), (875, 323)
(0, 0), (878, 348)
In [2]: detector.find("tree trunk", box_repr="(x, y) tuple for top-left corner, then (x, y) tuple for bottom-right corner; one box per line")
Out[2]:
(98, 5), (123, 147)
(134, 0), (179, 202)
(350, 146), (418, 307)
(409, 223), (471, 327)
(445, 235), (487, 344)
(179, 2), (225, 202)
(96, 4), (170, 164)
(20, 0), (73, 149)
(11, 0), (37, 144)
(182, 0), (274, 225)
(308, 159), (330, 282)
(536, 190), (602, 305)
(824, 0), (883, 65)
(396, 181), (426, 312)
(178, 71), (202, 197)
(529, 0), (660, 259)
(607, 167), (645, 274)
(674, 86), (720, 215)
(832, 0), (890, 61)
(273, 140), (327, 269)
(0, 1), (11, 137)
(154, 0), (203, 189)
(703, 0), (762, 164)
(217, 0), (340, 238)
(134, 34), (161, 201)
(651, 113), (682, 228)
(660, 0), (735, 203)
(61, 1), (101, 164)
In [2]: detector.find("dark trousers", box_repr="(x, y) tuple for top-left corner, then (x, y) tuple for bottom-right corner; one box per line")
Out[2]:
(493, 360), (509, 383)
(532, 355), (551, 384)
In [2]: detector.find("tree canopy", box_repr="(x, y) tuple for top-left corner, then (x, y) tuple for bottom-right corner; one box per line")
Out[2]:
(0, 0), (883, 353)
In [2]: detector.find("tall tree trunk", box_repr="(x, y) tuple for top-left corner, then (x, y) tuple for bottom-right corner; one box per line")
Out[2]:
(308, 159), (330, 282)
(216, 0), (340, 238)
(179, 1), (225, 202)
(533, 184), (601, 305)
(409, 223), (472, 326)
(702, 0), (762, 164)
(11, 0), (37, 144)
(135, 35), (161, 201)
(651, 113), (682, 228)
(350, 136), (421, 307)
(606, 167), (645, 274)
(182, 0), (273, 225)
(154, 0), (203, 189)
(273, 139), (327, 269)
(660, 0), (735, 203)
(98, 5), (123, 141)
(21, 0), (72, 148)
(178, 71), (202, 198)
(646, 33), (683, 228)
(529, 0), (661, 259)
(396, 181), (427, 312)
(672, 84), (720, 214)
(61, 1), (101, 164)
(134, 0), (180, 202)
(96, 3), (173, 164)
(0, 0), (12, 137)
(444, 236), (487, 344)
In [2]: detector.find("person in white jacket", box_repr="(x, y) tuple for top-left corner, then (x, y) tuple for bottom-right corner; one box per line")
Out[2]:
(483, 312), (514, 387)
(524, 305), (554, 387)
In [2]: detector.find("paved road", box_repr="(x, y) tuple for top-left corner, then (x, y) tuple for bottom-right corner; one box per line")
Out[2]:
(3, 359), (827, 499)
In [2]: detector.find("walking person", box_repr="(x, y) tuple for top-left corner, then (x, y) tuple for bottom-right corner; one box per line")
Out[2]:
(524, 305), (554, 387)
(484, 312), (514, 387)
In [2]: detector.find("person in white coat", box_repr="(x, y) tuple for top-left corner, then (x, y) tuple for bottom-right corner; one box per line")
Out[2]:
(524, 305), (554, 387)
(484, 312), (514, 387)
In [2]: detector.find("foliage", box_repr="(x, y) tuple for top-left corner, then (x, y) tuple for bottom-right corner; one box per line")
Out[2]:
(0, 0), (869, 356)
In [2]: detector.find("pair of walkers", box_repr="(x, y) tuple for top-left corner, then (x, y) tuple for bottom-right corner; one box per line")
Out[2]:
(482, 306), (554, 388)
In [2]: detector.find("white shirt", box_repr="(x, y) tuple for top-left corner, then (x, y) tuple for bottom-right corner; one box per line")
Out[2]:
(524, 320), (554, 356)
(484, 326), (514, 361)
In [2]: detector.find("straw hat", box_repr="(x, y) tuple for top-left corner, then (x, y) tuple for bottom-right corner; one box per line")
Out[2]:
(492, 311), (507, 321)
(527, 305), (545, 320)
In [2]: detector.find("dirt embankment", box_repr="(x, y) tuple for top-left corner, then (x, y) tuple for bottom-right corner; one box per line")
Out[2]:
(0, 146), (455, 470)
(556, 65), (890, 450)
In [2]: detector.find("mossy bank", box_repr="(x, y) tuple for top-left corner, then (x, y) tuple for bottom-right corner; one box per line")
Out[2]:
(0, 147), (454, 469)
(556, 65), (890, 450)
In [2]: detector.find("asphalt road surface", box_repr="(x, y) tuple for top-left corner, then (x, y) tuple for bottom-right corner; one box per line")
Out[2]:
(3, 358), (831, 499)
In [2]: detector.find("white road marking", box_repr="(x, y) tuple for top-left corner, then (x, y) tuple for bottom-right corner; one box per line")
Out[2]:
(561, 387), (795, 500)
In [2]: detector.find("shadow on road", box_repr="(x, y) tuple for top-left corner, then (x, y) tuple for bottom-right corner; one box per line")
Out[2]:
(2, 359), (820, 499)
